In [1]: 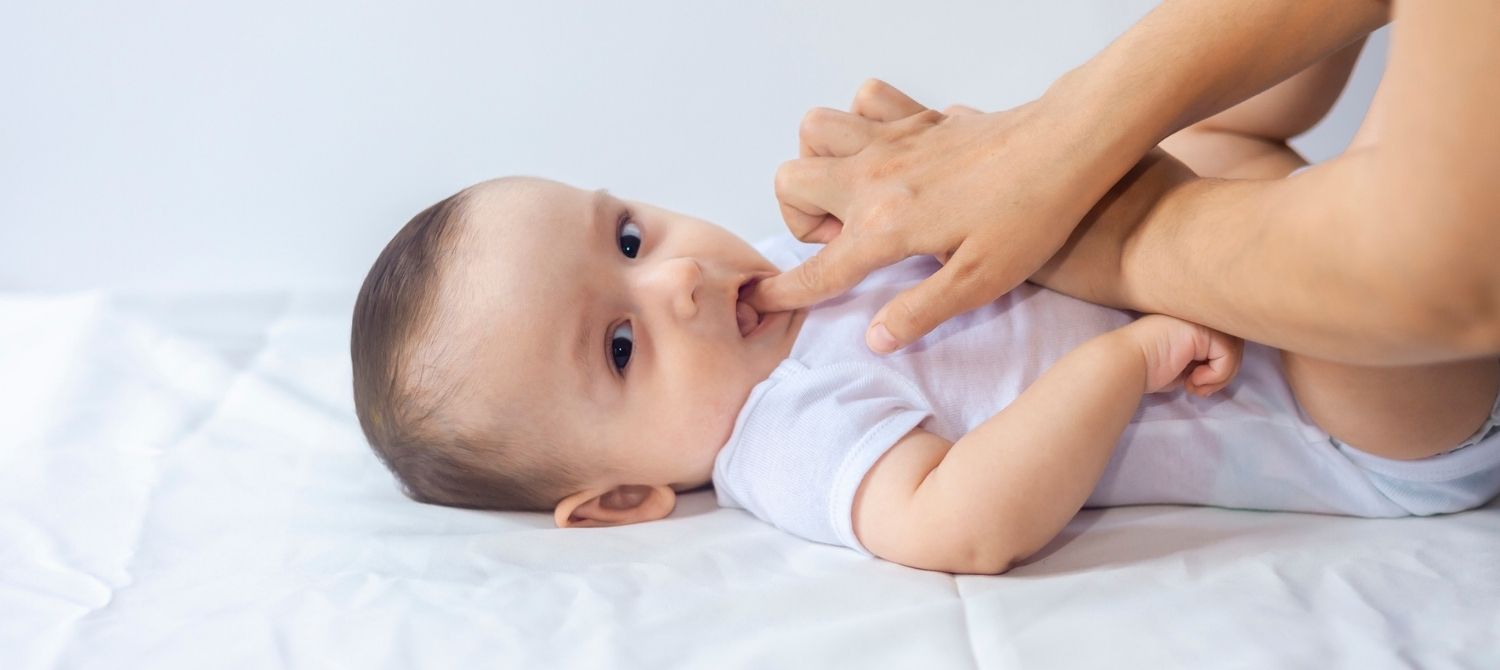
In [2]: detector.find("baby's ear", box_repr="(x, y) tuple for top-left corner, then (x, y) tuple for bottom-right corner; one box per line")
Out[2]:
(553, 484), (677, 528)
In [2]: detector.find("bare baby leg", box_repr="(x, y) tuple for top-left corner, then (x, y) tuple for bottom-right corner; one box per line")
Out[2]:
(1280, 353), (1499, 460)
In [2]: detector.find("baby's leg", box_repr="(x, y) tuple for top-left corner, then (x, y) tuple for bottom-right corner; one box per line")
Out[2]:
(1281, 351), (1500, 460)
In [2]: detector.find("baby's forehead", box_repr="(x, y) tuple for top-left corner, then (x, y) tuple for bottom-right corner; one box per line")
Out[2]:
(463, 177), (586, 231)
(432, 177), (596, 407)
(452, 178), (597, 284)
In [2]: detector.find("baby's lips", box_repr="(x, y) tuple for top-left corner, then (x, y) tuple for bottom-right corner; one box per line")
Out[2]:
(738, 277), (756, 300)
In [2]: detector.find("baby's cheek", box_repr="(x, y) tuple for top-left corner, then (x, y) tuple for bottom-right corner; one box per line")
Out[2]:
(667, 383), (742, 441)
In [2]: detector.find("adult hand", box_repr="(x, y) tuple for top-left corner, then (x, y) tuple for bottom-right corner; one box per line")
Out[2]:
(747, 79), (1114, 354)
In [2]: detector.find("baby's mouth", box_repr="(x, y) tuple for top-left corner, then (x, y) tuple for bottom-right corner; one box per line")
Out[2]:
(736, 279), (762, 337)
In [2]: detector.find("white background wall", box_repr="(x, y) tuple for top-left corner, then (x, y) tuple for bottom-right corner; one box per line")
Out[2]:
(1, 1), (1388, 293)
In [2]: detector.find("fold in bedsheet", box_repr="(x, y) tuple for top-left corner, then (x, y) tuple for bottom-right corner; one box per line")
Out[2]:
(2, 290), (1497, 669)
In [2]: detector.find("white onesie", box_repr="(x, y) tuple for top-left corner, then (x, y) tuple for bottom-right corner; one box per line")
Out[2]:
(712, 235), (1500, 557)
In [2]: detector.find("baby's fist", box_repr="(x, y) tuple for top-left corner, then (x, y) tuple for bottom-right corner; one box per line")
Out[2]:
(1128, 314), (1244, 397)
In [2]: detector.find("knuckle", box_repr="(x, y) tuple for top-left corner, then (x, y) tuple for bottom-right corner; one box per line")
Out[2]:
(889, 293), (930, 332)
(773, 160), (797, 197)
(864, 150), (911, 180)
(913, 108), (945, 124)
(945, 255), (1001, 309)
(863, 186), (915, 233)
(795, 254), (827, 293)
(799, 107), (818, 130)
(854, 78), (888, 105)
(887, 108), (942, 138)
(948, 257), (984, 293)
(800, 107), (835, 137)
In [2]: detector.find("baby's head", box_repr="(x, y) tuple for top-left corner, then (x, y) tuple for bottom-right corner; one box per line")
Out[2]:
(351, 177), (805, 529)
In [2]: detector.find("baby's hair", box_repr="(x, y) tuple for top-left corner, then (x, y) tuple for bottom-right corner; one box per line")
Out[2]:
(350, 184), (590, 512)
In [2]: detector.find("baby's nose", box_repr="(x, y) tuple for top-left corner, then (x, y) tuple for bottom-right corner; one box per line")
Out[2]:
(644, 257), (702, 320)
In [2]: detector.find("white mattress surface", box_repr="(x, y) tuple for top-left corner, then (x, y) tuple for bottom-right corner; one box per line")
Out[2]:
(3, 290), (1498, 669)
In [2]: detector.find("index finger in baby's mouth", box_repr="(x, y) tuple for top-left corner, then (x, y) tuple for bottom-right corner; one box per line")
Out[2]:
(744, 269), (839, 313)
(743, 273), (805, 313)
(748, 236), (884, 312)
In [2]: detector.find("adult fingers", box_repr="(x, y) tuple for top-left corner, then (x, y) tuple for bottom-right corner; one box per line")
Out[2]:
(775, 156), (852, 241)
(942, 104), (982, 116)
(849, 78), (927, 122)
(799, 215), (843, 244)
(745, 232), (891, 313)
(865, 242), (1016, 354)
(799, 106), (878, 158)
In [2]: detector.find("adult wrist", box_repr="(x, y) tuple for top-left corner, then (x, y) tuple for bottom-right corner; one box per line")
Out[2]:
(1111, 152), (1204, 317)
(1037, 64), (1177, 204)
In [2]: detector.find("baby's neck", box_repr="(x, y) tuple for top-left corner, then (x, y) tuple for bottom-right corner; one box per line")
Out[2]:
(778, 307), (810, 359)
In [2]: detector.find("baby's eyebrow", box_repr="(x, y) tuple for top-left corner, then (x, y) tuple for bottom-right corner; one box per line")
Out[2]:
(568, 294), (612, 404)
(572, 306), (593, 378)
(569, 189), (614, 396)
(589, 188), (611, 231)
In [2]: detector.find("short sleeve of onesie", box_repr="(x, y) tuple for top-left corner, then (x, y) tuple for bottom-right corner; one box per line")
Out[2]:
(712, 358), (934, 556)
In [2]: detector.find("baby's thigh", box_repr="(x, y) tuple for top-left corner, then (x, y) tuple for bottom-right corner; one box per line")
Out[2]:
(1280, 351), (1500, 460)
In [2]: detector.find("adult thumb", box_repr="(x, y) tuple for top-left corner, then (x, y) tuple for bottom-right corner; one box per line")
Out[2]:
(865, 245), (1011, 354)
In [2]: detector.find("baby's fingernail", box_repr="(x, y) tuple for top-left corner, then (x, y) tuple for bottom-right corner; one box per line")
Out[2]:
(867, 323), (899, 354)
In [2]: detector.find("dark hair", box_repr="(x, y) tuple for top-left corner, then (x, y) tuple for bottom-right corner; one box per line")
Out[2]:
(350, 186), (590, 512)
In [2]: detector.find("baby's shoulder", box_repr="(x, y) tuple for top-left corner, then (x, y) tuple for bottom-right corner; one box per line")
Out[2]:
(746, 358), (931, 423)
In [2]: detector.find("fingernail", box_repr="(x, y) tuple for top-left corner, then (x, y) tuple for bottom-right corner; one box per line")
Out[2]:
(867, 323), (898, 354)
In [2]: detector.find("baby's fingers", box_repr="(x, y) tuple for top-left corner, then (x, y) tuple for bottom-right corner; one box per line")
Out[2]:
(1187, 333), (1245, 396)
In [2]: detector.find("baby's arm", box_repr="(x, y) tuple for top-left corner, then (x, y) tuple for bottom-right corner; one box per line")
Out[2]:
(852, 315), (1242, 575)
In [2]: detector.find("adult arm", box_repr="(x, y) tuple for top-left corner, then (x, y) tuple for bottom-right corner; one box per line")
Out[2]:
(751, 0), (1389, 355)
(1036, 2), (1500, 366)
(1039, 0), (1386, 185)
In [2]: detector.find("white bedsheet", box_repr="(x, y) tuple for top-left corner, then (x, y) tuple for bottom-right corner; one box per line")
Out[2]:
(3, 290), (1498, 669)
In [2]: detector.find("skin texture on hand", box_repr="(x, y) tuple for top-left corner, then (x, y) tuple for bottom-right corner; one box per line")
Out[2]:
(747, 81), (1108, 355)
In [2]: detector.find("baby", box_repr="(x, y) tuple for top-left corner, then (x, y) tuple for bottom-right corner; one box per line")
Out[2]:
(351, 52), (1500, 575)
(350, 168), (1500, 574)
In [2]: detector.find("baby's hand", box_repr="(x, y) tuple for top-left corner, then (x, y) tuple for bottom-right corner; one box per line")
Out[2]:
(1125, 314), (1244, 397)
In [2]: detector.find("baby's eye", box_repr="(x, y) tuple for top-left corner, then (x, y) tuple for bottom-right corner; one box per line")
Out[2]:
(610, 322), (634, 372)
(617, 217), (642, 259)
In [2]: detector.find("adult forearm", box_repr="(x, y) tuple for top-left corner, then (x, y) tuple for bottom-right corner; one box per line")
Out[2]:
(1040, 2), (1500, 365)
(1043, 0), (1388, 196)
(1122, 152), (1500, 365)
